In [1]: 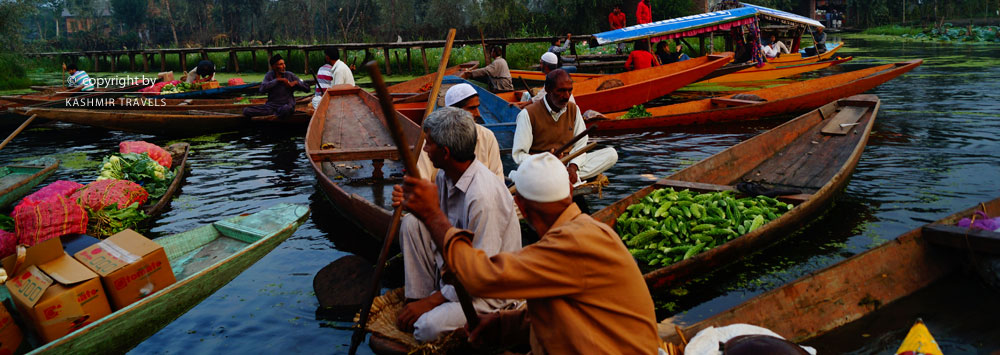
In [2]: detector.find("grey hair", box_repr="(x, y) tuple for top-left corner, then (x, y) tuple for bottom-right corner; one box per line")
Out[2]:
(423, 107), (477, 162)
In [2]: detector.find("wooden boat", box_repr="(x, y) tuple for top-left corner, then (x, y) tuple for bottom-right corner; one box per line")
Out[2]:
(700, 56), (852, 83)
(152, 82), (261, 99)
(0, 95), (313, 112)
(306, 85), (421, 240)
(385, 61), (479, 103)
(497, 53), (733, 114)
(656, 197), (1000, 351)
(764, 42), (843, 66)
(592, 95), (881, 290)
(18, 203), (310, 354)
(141, 143), (190, 217)
(509, 69), (604, 83)
(0, 157), (59, 209)
(592, 60), (921, 132)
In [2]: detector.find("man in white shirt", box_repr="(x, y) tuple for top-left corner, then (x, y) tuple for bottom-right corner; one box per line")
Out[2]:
(512, 69), (617, 185)
(312, 48), (356, 109)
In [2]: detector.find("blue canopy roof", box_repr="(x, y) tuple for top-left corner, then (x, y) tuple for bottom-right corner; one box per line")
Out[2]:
(592, 3), (823, 45)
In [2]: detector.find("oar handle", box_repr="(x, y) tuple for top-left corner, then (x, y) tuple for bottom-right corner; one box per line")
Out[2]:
(553, 125), (597, 157)
(0, 114), (38, 152)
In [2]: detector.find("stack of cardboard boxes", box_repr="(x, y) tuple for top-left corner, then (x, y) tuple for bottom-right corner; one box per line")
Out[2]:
(0, 229), (176, 349)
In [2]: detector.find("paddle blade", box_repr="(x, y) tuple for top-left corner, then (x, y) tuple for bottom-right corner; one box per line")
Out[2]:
(314, 255), (373, 320)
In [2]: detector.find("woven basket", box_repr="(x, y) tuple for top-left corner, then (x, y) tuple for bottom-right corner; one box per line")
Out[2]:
(355, 288), (465, 355)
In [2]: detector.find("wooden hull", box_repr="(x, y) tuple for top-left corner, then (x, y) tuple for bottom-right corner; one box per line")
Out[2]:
(657, 197), (997, 346)
(152, 82), (261, 99)
(17, 107), (249, 136)
(509, 70), (604, 83)
(498, 54), (733, 113)
(140, 143), (190, 218)
(764, 42), (843, 65)
(306, 85), (422, 240)
(700, 56), (852, 83)
(25, 203), (310, 354)
(0, 157), (59, 209)
(593, 60), (921, 132)
(385, 61), (479, 95)
(591, 95), (881, 291)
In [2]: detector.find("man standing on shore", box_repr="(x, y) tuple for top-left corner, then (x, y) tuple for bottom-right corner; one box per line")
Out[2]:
(609, 5), (627, 54)
(637, 0), (652, 25)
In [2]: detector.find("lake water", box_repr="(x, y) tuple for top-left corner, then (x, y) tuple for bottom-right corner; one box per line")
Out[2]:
(2, 35), (998, 354)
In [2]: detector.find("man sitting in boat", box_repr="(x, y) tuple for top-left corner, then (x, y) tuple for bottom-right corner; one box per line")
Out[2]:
(243, 54), (310, 119)
(395, 152), (658, 354)
(625, 40), (658, 71)
(460, 46), (513, 93)
(184, 60), (216, 84)
(513, 69), (617, 186)
(766, 35), (791, 56)
(812, 27), (827, 54)
(516, 52), (577, 107)
(64, 63), (95, 92)
(312, 48), (355, 109)
(416, 83), (503, 183)
(547, 33), (576, 72)
(393, 107), (522, 343)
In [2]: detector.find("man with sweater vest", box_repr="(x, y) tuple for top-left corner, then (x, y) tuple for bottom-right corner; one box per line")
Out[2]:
(512, 69), (617, 185)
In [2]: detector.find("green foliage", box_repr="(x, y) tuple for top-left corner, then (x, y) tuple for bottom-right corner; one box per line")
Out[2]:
(0, 214), (13, 232)
(0, 54), (35, 90)
(86, 202), (149, 238)
(622, 105), (653, 119)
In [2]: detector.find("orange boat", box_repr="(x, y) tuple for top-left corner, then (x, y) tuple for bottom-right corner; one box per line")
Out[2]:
(700, 56), (852, 83)
(765, 42), (843, 65)
(497, 53), (733, 114)
(591, 59), (921, 132)
(385, 61), (478, 99)
(509, 69), (604, 82)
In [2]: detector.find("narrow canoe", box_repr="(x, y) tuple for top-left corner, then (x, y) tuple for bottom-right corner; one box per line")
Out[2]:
(140, 143), (190, 218)
(592, 60), (921, 132)
(14, 107), (249, 136)
(497, 53), (733, 113)
(700, 56), (852, 83)
(0, 95), (313, 112)
(0, 158), (59, 209)
(656, 197), (1000, 349)
(152, 82), (261, 99)
(765, 42), (843, 65)
(591, 95), (881, 290)
(306, 85), (422, 240)
(386, 61), (479, 98)
(18, 203), (310, 354)
(509, 69), (604, 83)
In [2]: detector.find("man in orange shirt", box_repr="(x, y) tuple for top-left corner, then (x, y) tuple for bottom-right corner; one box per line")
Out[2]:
(395, 153), (659, 354)
(636, 0), (652, 24)
(608, 5), (628, 54)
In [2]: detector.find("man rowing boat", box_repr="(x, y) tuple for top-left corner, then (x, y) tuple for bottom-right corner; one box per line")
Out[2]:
(393, 107), (521, 343)
(397, 152), (658, 354)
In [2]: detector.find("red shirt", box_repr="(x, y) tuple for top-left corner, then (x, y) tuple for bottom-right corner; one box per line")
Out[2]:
(609, 11), (626, 30)
(636, 1), (652, 24)
(626, 50), (658, 71)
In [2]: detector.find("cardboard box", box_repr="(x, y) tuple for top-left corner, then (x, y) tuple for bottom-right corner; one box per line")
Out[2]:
(2, 238), (112, 343)
(74, 229), (175, 310)
(200, 81), (220, 90)
(156, 71), (174, 82)
(0, 303), (23, 355)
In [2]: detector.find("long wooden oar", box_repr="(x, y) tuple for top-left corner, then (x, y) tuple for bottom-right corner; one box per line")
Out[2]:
(347, 29), (457, 355)
(509, 142), (598, 195)
(0, 114), (38, 152)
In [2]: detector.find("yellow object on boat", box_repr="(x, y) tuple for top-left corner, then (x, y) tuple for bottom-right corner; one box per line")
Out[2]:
(895, 319), (943, 355)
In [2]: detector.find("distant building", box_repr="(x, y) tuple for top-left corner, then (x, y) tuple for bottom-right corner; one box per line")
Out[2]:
(62, 0), (112, 34)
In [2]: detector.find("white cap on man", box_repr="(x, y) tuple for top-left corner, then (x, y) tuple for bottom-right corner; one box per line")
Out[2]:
(540, 52), (559, 65)
(444, 83), (478, 107)
(509, 153), (570, 203)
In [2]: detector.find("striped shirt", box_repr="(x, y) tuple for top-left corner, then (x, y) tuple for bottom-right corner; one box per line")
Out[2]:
(315, 60), (354, 94)
(67, 71), (95, 91)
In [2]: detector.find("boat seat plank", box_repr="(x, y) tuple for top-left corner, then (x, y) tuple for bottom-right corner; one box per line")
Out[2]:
(922, 224), (1000, 254)
(310, 146), (412, 162)
(821, 106), (868, 135)
(321, 95), (395, 149)
(710, 97), (763, 108)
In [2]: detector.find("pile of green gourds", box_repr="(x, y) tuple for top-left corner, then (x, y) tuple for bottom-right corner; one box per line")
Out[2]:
(615, 188), (793, 268)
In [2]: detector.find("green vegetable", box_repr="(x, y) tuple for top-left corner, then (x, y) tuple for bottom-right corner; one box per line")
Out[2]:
(621, 104), (653, 119)
(97, 153), (176, 200)
(0, 214), (14, 232)
(85, 202), (149, 238)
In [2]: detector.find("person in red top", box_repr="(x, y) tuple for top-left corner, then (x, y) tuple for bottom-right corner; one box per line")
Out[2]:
(636, 0), (652, 24)
(609, 5), (628, 54)
(608, 5), (626, 29)
(625, 40), (658, 71)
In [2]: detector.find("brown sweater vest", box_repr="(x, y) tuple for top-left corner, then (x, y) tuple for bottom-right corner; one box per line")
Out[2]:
(525, 100), (577, 154)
